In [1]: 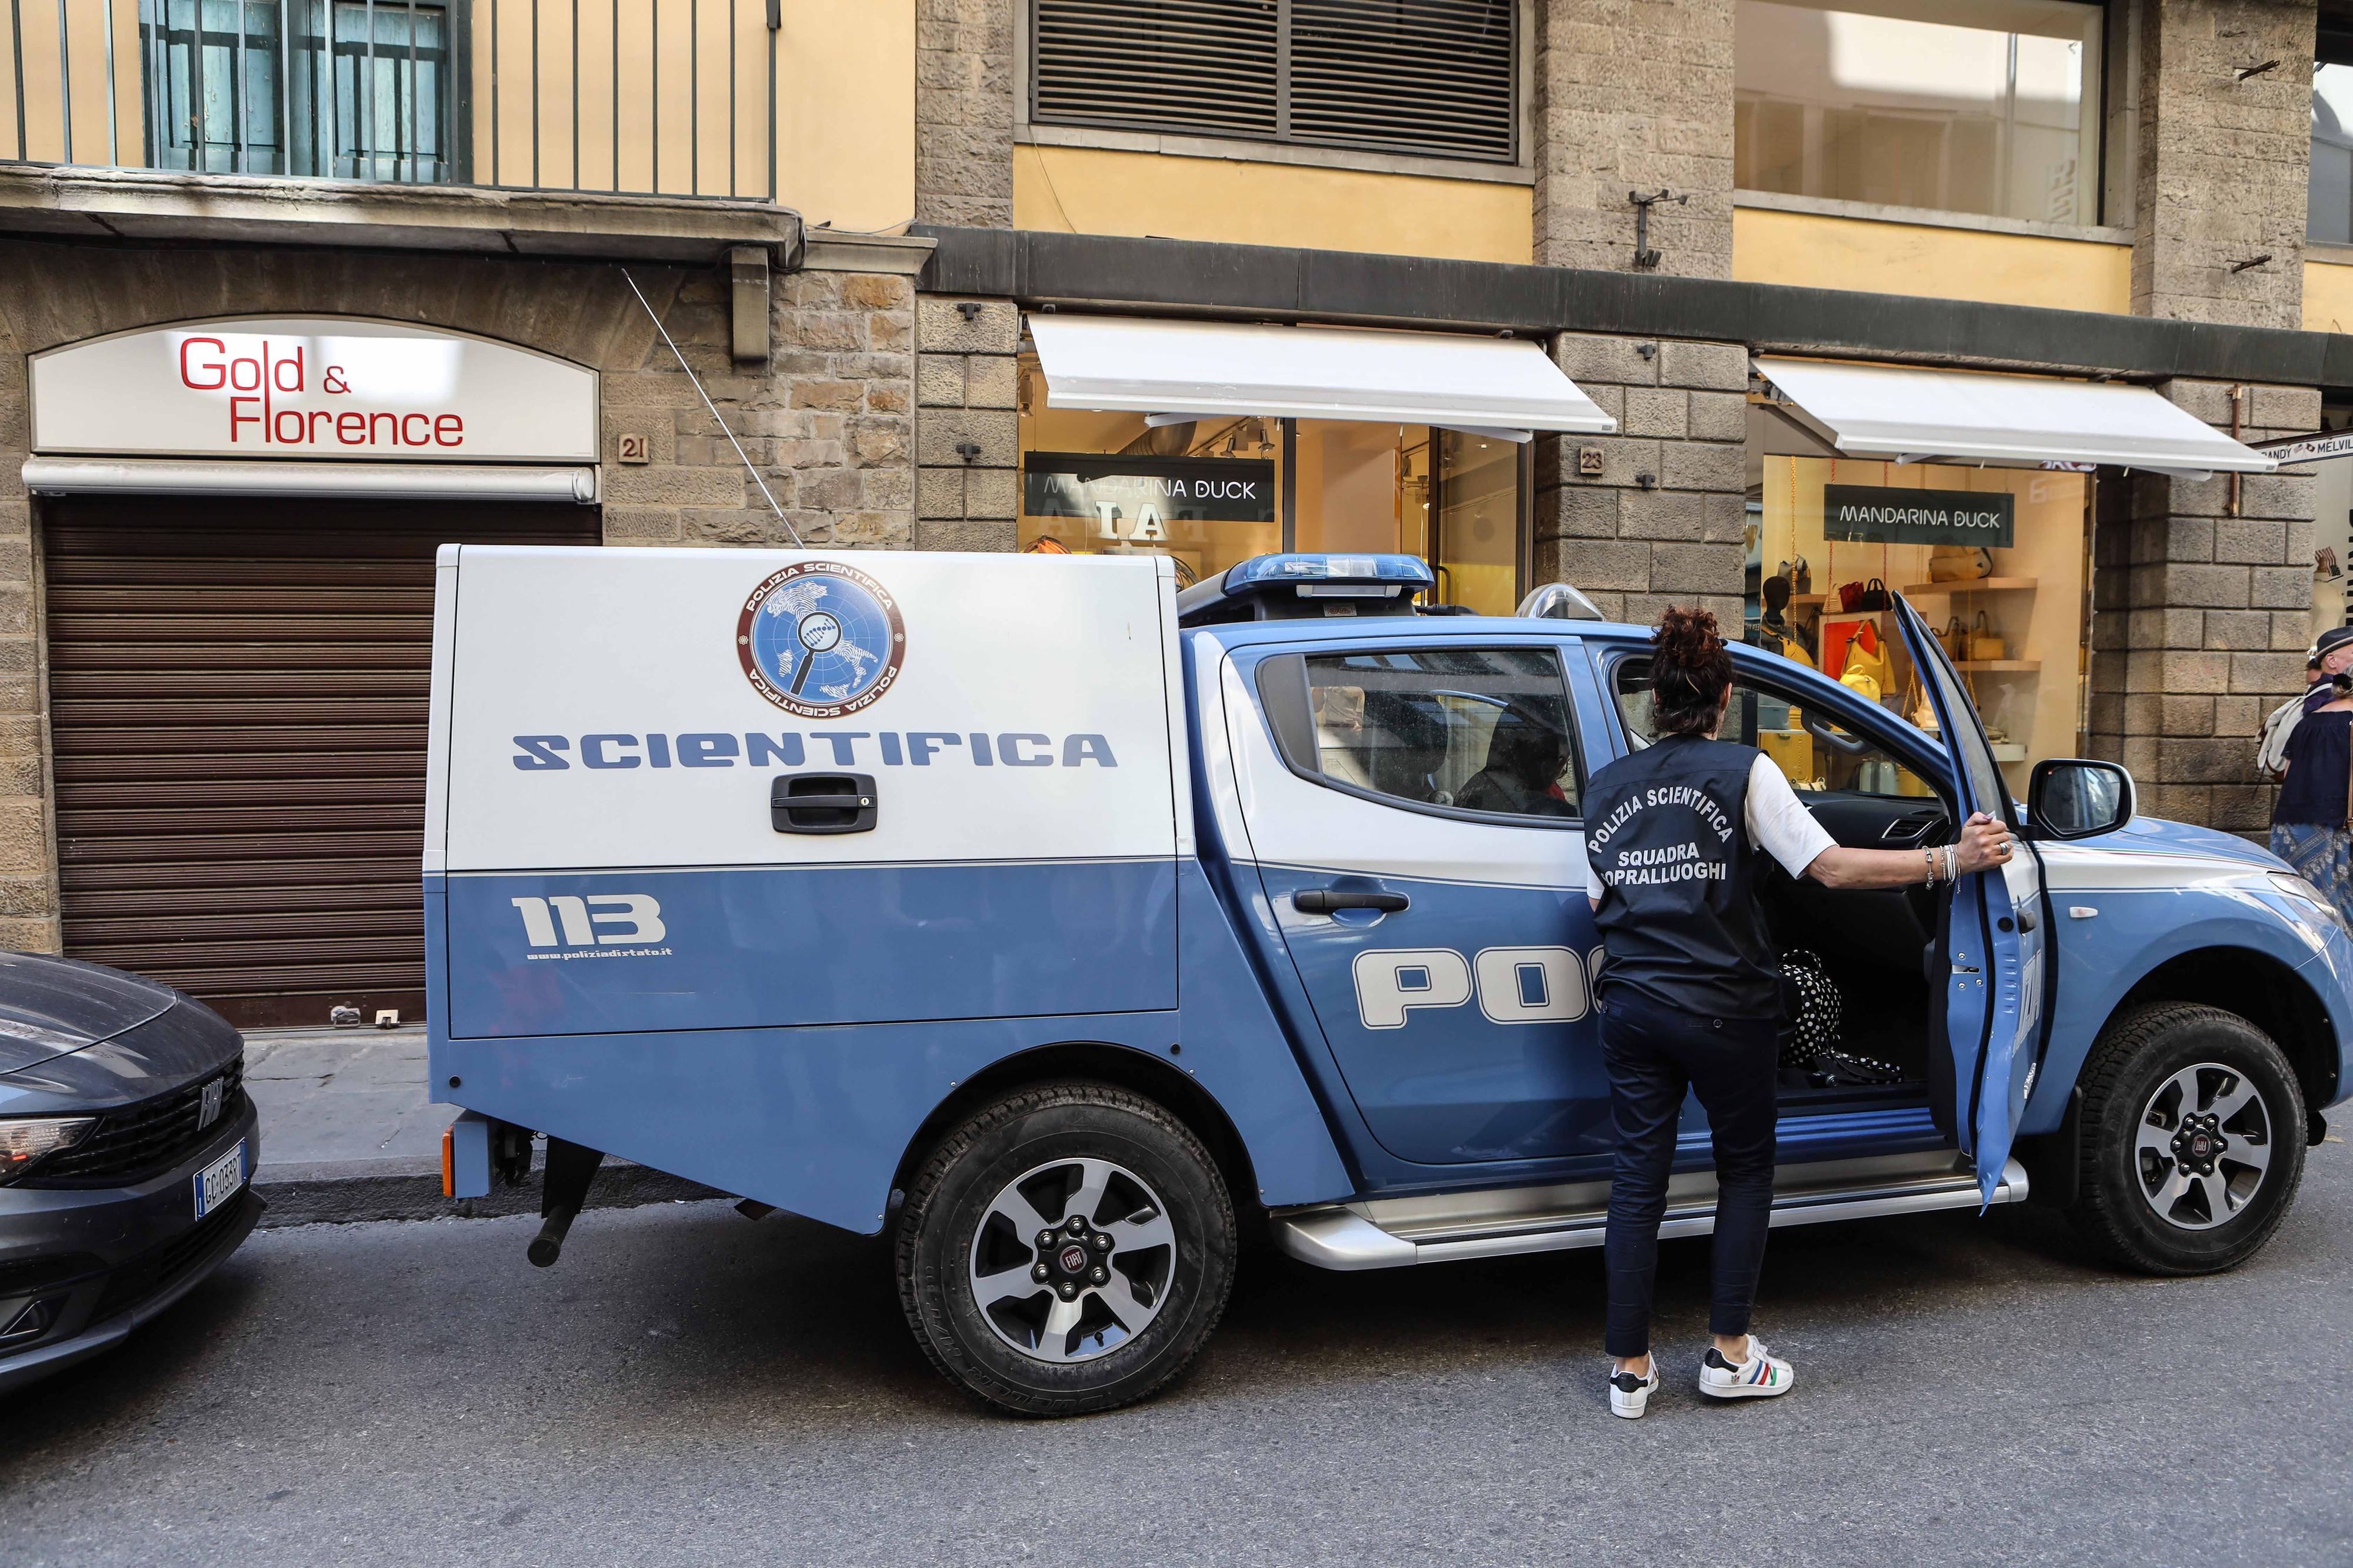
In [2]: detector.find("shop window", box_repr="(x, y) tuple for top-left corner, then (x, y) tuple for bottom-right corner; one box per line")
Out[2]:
(1016, 356), (1529, 613)
(1614, 658), (1935, 800)
(1280, 648), (1578, 820)
(1734, 0), (2105, 226)
(1029, 0), (1518, 164)
(1744, 415), (2092, 798)
(2314, 27), (2353, 245)
(141, 0), (455, 181)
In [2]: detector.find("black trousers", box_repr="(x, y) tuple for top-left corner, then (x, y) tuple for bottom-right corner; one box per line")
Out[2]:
(1598, 989), (1780, 1359)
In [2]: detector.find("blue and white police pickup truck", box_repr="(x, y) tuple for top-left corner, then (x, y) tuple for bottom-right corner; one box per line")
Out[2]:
(426, 546), (2349, 1416)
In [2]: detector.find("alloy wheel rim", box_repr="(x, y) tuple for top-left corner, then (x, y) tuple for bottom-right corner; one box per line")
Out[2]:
(967, 1156), (1178, 1363)
(2135, 1062), (2272, 1232)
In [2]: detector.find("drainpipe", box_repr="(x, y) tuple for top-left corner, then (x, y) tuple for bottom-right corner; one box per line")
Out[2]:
(2229, 384), (2247, 518)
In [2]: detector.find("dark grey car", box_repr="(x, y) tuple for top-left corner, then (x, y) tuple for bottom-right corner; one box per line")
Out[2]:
(0, 952), (258, 1390)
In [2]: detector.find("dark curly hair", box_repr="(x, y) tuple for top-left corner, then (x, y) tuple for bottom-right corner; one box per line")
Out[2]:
(1651, 605), (1734, 736)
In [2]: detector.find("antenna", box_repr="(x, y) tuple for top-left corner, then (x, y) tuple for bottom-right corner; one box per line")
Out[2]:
(618, 266), (805, 548)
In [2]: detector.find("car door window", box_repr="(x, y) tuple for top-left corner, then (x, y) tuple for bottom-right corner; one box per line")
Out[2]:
(1275, 648), (1580, 822)
(1614, 658), (1932, 799)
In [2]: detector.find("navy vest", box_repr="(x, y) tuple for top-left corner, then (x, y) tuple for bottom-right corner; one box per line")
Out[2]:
(1584, 734), (1781, 1019)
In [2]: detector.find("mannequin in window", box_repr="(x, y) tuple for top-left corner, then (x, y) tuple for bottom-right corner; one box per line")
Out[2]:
(1759, 572), (1793, 642)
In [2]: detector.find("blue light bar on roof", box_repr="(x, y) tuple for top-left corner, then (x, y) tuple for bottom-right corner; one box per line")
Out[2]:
(1175, 552), (1438, 627)
(1222, 553), (1437, 589)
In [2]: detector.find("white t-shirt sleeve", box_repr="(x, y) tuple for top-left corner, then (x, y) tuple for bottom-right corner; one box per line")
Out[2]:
(1577, 828), (1605, 899)
(1745, 754), (1838, 878)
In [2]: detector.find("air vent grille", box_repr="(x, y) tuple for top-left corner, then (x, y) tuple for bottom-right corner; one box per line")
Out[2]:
(1031, 0), (1517, 164)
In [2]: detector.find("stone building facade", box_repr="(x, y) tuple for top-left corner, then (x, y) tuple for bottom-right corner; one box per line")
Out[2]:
(1531, 0), (1737, 279)
(1537, 332), (1752, 629)
(2090, 382), (2324, 830)
(913, 292), (1021, 550)
(2133, 0), (2317, 329)
(914, 0), (1016, 229)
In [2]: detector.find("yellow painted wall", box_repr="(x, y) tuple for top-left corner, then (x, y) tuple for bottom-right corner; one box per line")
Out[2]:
(474, 0), (911, 209)
(1734, 206), (2131, 315)
(1015, 144), (1532, 265)
(2305, 259), (2353, 335)
(775, 0), (914, 230)
(0, 0), (139, 168)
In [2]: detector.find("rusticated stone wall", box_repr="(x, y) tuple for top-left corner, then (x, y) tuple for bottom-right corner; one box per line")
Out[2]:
(1534, 331), (1750, 626)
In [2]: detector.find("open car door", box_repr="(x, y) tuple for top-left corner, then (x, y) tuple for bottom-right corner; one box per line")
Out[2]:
(1891, 594), (2047, 1206)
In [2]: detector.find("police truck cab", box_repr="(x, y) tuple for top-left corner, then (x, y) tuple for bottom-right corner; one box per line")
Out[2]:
(426, 546), (2350, 1415)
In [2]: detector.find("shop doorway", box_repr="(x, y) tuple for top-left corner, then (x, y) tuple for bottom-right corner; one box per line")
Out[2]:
(40, 495), (600, 1029)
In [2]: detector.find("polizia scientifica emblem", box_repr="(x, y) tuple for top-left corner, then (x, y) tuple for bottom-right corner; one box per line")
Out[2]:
(736, 561), (906, 719)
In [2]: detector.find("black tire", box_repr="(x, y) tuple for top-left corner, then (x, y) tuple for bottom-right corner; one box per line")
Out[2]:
(2067, 1003), (2308, 1275)
(895, 1082), (1236, 1417)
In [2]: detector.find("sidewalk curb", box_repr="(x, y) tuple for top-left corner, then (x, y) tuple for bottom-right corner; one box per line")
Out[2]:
(254, 1157), (726, 1228)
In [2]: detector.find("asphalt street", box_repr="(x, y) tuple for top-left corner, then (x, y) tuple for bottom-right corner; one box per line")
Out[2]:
(9, 1141), (2353, 1568)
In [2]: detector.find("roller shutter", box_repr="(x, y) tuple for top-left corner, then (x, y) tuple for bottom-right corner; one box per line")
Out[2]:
(42, 496), (600, 1029)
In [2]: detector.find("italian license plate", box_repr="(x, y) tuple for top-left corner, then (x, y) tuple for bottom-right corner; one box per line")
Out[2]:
(194, 1140), (246, 1220)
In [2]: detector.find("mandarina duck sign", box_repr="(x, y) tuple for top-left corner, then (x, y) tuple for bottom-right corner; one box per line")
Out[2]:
(28, 316), (599, 462)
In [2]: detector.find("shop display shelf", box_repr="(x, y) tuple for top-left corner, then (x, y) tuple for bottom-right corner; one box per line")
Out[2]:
(1952, 659), (2039, 672)
(1897, 578), (2038, 595)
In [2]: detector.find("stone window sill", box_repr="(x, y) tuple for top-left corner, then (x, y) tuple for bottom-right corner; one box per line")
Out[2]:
(0, 165), (805, 263)
(1735, 189), (2129, 246)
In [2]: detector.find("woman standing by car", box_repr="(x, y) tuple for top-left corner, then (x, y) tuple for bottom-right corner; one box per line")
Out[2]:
(1579, 607), (2014, 1420)
(2271, 660), (2353, 928)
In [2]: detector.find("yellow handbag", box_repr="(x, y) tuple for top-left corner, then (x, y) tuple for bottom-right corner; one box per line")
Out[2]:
(1838, 623), (1891, 703)
(1969, 609), (2007, 662)
(1929, 545), (1994, 582)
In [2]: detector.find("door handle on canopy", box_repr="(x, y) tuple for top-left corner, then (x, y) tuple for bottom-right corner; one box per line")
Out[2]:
(1295, 889), (1410, 915)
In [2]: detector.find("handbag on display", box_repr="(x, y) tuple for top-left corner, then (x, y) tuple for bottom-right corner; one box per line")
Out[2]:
(1854, 576), (1891, 610)
(1939, 615), (1969, 659)
(1837, 580), (1868, 611)
(1928, 546), (1995, 582)
(1791, 556), (1812, 595)
(1838, 622), (1890, 702)
(1906, 680), (1939, 733)
(1969, 609), (2006, 662)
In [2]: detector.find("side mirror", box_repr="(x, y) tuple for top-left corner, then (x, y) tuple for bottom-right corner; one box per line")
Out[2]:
(2028, 758), (2135, 840)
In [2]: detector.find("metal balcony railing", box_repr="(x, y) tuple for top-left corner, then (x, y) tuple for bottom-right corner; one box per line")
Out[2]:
(3, 0), (780, 198)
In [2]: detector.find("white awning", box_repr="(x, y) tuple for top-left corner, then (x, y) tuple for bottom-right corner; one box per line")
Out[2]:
(21, 458), (599, 502)
(1754, 357), (2277, 476)
(1027, 315), (1616, 441)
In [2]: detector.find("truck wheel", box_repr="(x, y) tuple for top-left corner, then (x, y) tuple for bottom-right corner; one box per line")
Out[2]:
(895, 1082), (1236, 1417)
(2067, 1003), (2307, 1276)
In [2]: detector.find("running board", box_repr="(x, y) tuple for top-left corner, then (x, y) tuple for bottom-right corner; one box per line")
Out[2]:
(1274, 1156), (2028, 1272)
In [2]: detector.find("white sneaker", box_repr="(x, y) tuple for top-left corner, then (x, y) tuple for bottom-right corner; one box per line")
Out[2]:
(1608, 1362), (1660, 1419)
(1697, 1335), (1795, 1401)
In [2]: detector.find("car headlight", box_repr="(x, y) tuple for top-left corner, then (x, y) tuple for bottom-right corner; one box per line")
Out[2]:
(0, 1117), (96, 1183)
(2268, 872), (2352, 936)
